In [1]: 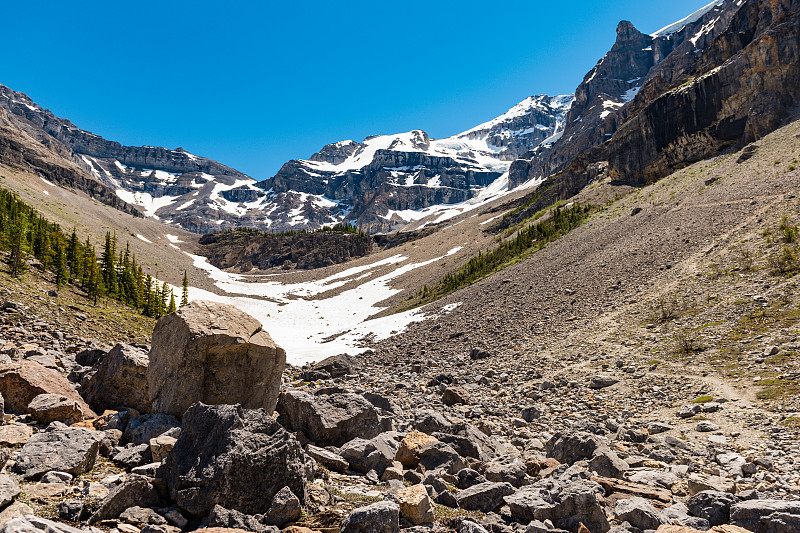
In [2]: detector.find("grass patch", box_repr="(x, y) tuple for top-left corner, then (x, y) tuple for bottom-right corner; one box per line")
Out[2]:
(692, 395), (714, 403)
(756, 378), (800, 400)
(783, 416), (800, 428)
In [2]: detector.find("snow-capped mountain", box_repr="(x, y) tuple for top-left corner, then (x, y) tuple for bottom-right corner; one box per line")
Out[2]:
(0, 86), (571, 233)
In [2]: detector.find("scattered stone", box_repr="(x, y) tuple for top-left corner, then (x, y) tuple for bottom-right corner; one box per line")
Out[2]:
(277, 389), (391, 447)
(589, 375), (619, 389)
(148, 301), (286, 417)
(688, 473), (736, 495)
(730, 499), (800, 533)
(26, 394), (84, 425)
(0, 516), (88, 533)
(149, 434), (177, 463)
(397, 484), (435, 525)
(89, 474), (159, 523)
(12, 422), (102, 479)
(615, 497), (669, 531)
(0, 474), (20, 507)
(123, 413), (180, 446)
(0, 423), (33, 446)
(82, 343), (151, 413)
(264, 486), (302, 527)
(396, 430), (438, 468)
(687, 490), (739, 527)
(341, 501), (399, 533)
(302, 353), (357, 381)
(0, 360), (94, 418)
(305, 444), (349, 473)
(113, 443), (153, 468)
(0, 502), (34, 528)
(696, 421), (720, 432)
(162, 402), (309, 517)
(455, 481), (515, 513)
(678, 405), (702, 418)
(442, 386), (470, 406)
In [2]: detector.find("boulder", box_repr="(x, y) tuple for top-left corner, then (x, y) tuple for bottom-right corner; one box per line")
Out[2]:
(396, 431), (438, 468)
(0, 474), (20, 507)
(12, 422), (102, 479)
(341, 501), (399, 533)
(0, 502), (34, 527)
(730, 499), (800, 533)
(455, 481), (515, 513)
(305, 445), (349, 473)
(149, 434), (177, 463)
(0, 423), (33, 446)
(414, 409), (453, 434)
(545, 432), (603, 464)
(302, 353), (357, 381)
(505, 478), (609, 532)
(27, 394), (84, 425)
(687, 490), (739, 526)
(206, 506), (279, 533)
(82, 343), (150, 413)
(0, 361), (94, 418)
(442, 386), (470, 406)
(264, 486), (302, 527)
(89, 474), (160, 523)
(687, 473), (736, 495)
(112, 443), (153, 468)
(615, 497), (669, 531)
(339, 433), (398, 475)
(162, 403), (309, 517)
(277, 389), (391, 447)
(398, 484), (435, 525)
(589, 375), (619, 389)
(148, 301), (285, 417)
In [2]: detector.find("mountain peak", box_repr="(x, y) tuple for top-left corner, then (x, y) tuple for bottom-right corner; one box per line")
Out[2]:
(616, 20), (645, 41)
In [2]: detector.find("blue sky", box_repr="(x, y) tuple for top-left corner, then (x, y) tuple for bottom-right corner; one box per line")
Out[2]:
(3, 1), (714, 179)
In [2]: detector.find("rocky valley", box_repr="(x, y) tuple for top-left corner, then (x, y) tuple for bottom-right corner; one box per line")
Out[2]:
(0, 0), (799, 533)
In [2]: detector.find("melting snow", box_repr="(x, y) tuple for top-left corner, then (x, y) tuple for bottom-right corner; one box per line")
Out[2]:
(184, 250), (464, 364)
(136, 234), (152, 243)
(651, 0), (725, 37)
(115, 189), (179, 217)
(165, 234), (183, 243)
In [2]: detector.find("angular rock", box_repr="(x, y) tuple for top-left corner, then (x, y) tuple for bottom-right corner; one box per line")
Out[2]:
(277, 389), (391, 447)
(589, 375), (619, 389)
(0, 360), (94, 418)
(26, 394), (84, 425)
(0, 502), (34, 527)
(0, 474), (20, 507)
(119, 506), (168, 526)
(730, 499), (800, 533)
(417, 440), (465, 474)
(89, 474), (160, 523)
(149, 434), (177, 463)
(687, 490), (739, 526)
(589, 449), (628, 478)
(341, 501), (399, 533)
(678, 405), (702, 418)
(505, 478), (609, 532)
(688, 473), (736, 495)
(305, 444), (349, 473)
(148, 301), (286, 417)
(264, 486), (302, 527)
(302, 353), (357, 381)
(82, 343), (150, 413)
(396, 430), (438, 468)
(162, 402), (308, 517)
(615, 497), (669, 531)
(545, 432), (603, 464)
(12, 423), (102, 479)
(455, 481), (514, 513)
(397, 484), (435, 525)
(206, 505), (279, 533)
(414, 410), (452, 434)
(112, 443), (153, 468)
(442, 386), (470, 406)
(485, 458), (528, 487)
(0, 423), (32, 446)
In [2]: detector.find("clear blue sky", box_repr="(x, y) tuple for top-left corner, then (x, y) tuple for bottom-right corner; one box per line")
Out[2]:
(3, 1), (713, 179)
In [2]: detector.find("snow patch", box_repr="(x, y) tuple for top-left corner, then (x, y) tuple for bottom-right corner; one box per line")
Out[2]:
(651, 0), (726, 37)
(136, 234), (152, 243)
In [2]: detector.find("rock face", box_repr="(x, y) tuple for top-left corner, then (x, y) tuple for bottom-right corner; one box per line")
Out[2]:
(162, 403), (309, 517)
(11, 423), (102, 479)
(148, 301), (286, 417)
(0, 360), (94, 419)
(277, 389), (392, 447)
(82, 343), (150, 413)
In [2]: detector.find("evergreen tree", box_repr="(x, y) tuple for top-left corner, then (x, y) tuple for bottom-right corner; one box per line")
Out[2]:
(54, 239), (67, 289)
(181, 270), (189, 307)
(167, 291), (177, 314)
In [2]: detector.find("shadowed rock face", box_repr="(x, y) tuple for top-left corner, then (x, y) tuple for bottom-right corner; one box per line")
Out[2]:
(148, 301), (286, 417)
(511, 0), (800, 210)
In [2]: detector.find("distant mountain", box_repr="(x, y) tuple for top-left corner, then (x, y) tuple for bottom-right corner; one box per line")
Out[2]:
(0, 85), (570, 234)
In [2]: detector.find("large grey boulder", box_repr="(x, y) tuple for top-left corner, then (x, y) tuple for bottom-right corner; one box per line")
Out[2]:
(89, 474), (159, 523)
(277, 389), (392, 447)
(82, 343), (150, 413)
(546, 431), (627, 478)
(148, 301), (285, 417)
(341, 501), (399, 533)
(614, 497), (668, 531)
(11, 422), (102, 479)
(687, 490), (740, 526)
(505, 476), (610, 533)
(455, 481), (515, 513)
(206, 505), (280, 533)
(730, 499), (800, 533)
(0, 474), (20, 507)
(26, 394), (84, 425)
(162, 402), (309, 517)
(123, 413), (180, 446)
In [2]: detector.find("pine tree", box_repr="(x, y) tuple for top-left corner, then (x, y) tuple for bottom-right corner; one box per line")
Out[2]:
(54, 239), (67, 289)
(167, 291), (177, 314)
(181, 270), (189, 307)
